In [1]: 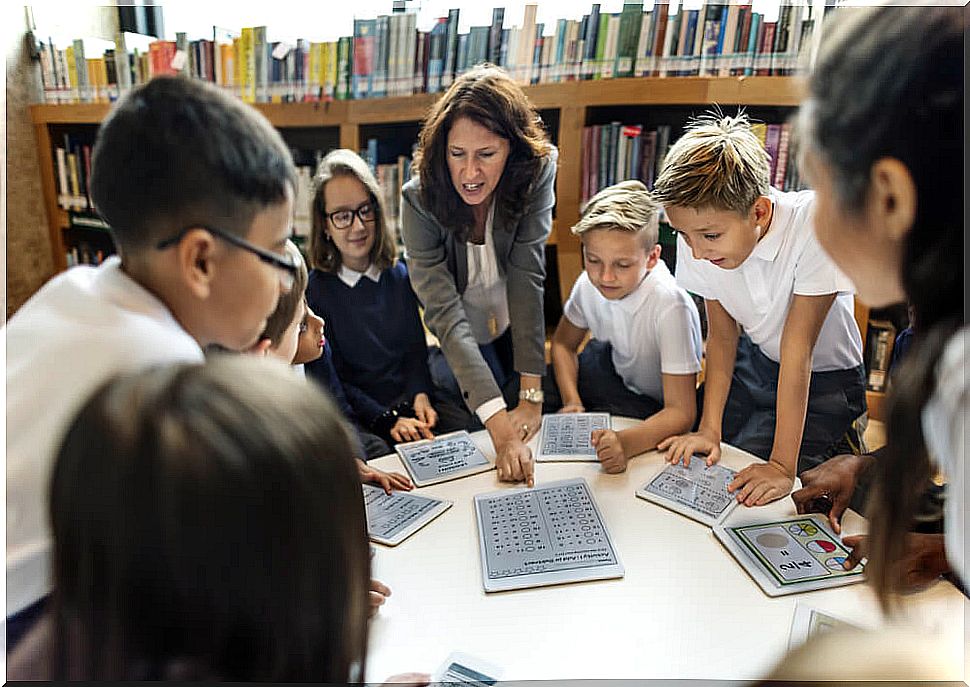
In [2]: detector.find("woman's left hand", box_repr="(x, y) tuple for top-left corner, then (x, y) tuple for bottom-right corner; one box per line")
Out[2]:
(412, 393), (438, 429)
(507, 401), (542, 442)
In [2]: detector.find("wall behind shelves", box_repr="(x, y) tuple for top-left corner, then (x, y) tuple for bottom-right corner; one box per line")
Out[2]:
(5, 7), (55, 319)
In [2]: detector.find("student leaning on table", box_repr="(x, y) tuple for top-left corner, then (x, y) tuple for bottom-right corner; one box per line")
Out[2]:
(7, 357), (428, 685)
(548, 180), (703, 473)
(795, 4), (964, 602)
(401, 63), (557, 487)
(653, 112), (866, 509)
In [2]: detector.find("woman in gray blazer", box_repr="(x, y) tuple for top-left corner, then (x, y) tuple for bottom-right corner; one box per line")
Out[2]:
(401, 64), (557, 486)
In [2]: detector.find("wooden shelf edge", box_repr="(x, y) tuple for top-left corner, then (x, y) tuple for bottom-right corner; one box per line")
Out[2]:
(866, 389), (887, 424)
(29, 77), (804, 126)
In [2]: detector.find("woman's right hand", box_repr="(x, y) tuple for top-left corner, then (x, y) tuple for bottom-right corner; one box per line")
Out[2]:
(657, 426), (722, 467)
(495, 438), (535, 487)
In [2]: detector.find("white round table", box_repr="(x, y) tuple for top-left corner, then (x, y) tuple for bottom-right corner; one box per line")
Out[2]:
(365, 418), (966, 682)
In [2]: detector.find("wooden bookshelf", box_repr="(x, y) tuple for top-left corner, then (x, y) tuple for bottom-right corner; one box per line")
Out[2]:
(31, 75), (814, 313)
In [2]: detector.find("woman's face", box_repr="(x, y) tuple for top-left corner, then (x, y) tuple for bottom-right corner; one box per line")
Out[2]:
(446, 116), (510, 208)
(802, 148), (908, 308)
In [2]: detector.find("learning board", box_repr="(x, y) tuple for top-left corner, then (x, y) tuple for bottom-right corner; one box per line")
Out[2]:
(636, 457), (739, 526)
(536, 412), (611, 462)
(714, 514), (865, 597)
(788, 603), (858, 650)
(362, 483), (452, 546)
(474, 477), (624, 592)
(395, 430), (493, 487)
(432, 652), (502, 685)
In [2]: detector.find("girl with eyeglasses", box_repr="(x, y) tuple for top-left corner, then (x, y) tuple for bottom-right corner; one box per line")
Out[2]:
(305, 149), (468, 456)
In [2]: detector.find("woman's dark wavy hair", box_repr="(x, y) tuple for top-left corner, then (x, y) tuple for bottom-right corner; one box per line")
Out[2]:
(46, 357), (370, 680)
(802, 5), (964, 611)
(413, 63), (552, 238)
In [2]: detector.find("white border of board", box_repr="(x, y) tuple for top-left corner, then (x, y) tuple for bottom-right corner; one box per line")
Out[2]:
(394, 430), (494, 487)
(714, 513), (865, 597)
(363, 483), (453, 547)
(535, 412), (611, 462)
(788, 602), (859, 650)
(635, 458), (739, 527)
(473, 477), (625, 593)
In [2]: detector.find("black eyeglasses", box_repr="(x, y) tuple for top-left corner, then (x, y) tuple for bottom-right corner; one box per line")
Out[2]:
(156, 224), (298, 291)
(327, 202), (376, 230)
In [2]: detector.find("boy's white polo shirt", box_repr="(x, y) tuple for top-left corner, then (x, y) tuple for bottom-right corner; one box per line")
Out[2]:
(674, 187), (863, 371)
(563, 259), (703, 402)
(5, 257), (205, 616)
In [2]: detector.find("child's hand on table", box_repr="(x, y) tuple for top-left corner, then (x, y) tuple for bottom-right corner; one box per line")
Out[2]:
(728, 461), (793, 506)
(412, 392), (438, 429)
(390, 417), (434, 443)
(657, 427), (721, 467)
(591, 429), (627, 474)
(358, 459), (413, 494)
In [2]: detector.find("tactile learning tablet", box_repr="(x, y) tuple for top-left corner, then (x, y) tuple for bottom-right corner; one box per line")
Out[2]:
(636, 457), (739, 526)
(474, 477), (624, 592)
(536, 412), (610, 462)
(395, 430), (493, 487)
(714, 514), (865, 597)
(362, 483), (452, 546)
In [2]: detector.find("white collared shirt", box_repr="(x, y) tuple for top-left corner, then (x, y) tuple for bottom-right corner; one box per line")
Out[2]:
(5, 257), (204, 615)
(564, 260), (703, 401)
(337, 263), (382, 288)
(674, 187), (863, 371)
(922, 325), (968, 587)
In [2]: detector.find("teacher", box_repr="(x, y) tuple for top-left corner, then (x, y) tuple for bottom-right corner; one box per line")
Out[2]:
(401, 64), (557, 486)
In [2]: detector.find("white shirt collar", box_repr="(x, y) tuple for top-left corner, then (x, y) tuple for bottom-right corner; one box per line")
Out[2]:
(749, 188), (786, 262)
(337, 263), (382, 288)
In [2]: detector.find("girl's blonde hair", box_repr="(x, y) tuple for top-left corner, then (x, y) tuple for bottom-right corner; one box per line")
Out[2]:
(572, 180), (660, 247)
(308, 149), (397, 273)
(652, 112), (770, 215)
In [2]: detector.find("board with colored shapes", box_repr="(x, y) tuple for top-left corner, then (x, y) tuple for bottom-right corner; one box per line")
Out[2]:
(714, 514), (865, 597)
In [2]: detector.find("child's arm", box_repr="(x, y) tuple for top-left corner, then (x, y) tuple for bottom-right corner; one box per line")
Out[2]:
(550, 315), (588, 412)
(658, 298), (739, 466)
(592, 372), (697, 473)
(729, 293), (836, 506)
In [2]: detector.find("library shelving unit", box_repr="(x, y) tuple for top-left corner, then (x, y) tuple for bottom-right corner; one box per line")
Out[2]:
(28, 74), (886, 419)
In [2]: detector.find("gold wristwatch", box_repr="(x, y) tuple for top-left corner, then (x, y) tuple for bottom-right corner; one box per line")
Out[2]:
(519, 387), (544, 404)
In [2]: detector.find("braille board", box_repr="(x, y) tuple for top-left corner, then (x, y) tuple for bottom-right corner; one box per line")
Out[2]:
(536, 412), (611, 462)
(395, 430), (493, 487)
(362, 483), (452, 546)
(474, 477), (624, 592)
(636, 457), (739, 527)
(714, 514), (865, 597)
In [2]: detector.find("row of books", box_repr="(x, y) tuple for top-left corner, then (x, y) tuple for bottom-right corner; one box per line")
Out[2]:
(581, 119), (801, 206)
(35, 1), (821, 105)
(361, 139), (415, 251)
(65, 244), (113, 268)
(864, 319), (897, 393)
(54, 135), (94, 211)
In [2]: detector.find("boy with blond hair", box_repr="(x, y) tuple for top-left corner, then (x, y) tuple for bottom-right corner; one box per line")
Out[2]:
(549, 180), (703, 473)
(654, 113), (865, 507)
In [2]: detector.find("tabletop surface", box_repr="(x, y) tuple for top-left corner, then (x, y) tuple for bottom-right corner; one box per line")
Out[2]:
(365, 418), (966, 682)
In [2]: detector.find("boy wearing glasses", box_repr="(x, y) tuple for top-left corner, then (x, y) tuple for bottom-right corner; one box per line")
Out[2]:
(5, 76), (297, 649)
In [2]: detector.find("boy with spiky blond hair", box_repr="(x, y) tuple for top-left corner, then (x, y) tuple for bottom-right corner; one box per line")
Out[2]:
(653, 112), (865, 507)
(549, 180), (703, 474)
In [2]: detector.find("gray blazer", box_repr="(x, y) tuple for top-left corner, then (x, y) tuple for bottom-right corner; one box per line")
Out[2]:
(401, 147), (558, 412)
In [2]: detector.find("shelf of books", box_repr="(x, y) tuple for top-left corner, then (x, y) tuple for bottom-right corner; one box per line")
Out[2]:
(32, 3), (896, 415)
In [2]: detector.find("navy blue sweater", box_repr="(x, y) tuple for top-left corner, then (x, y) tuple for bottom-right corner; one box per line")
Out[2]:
(305, 261), (432, 426)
